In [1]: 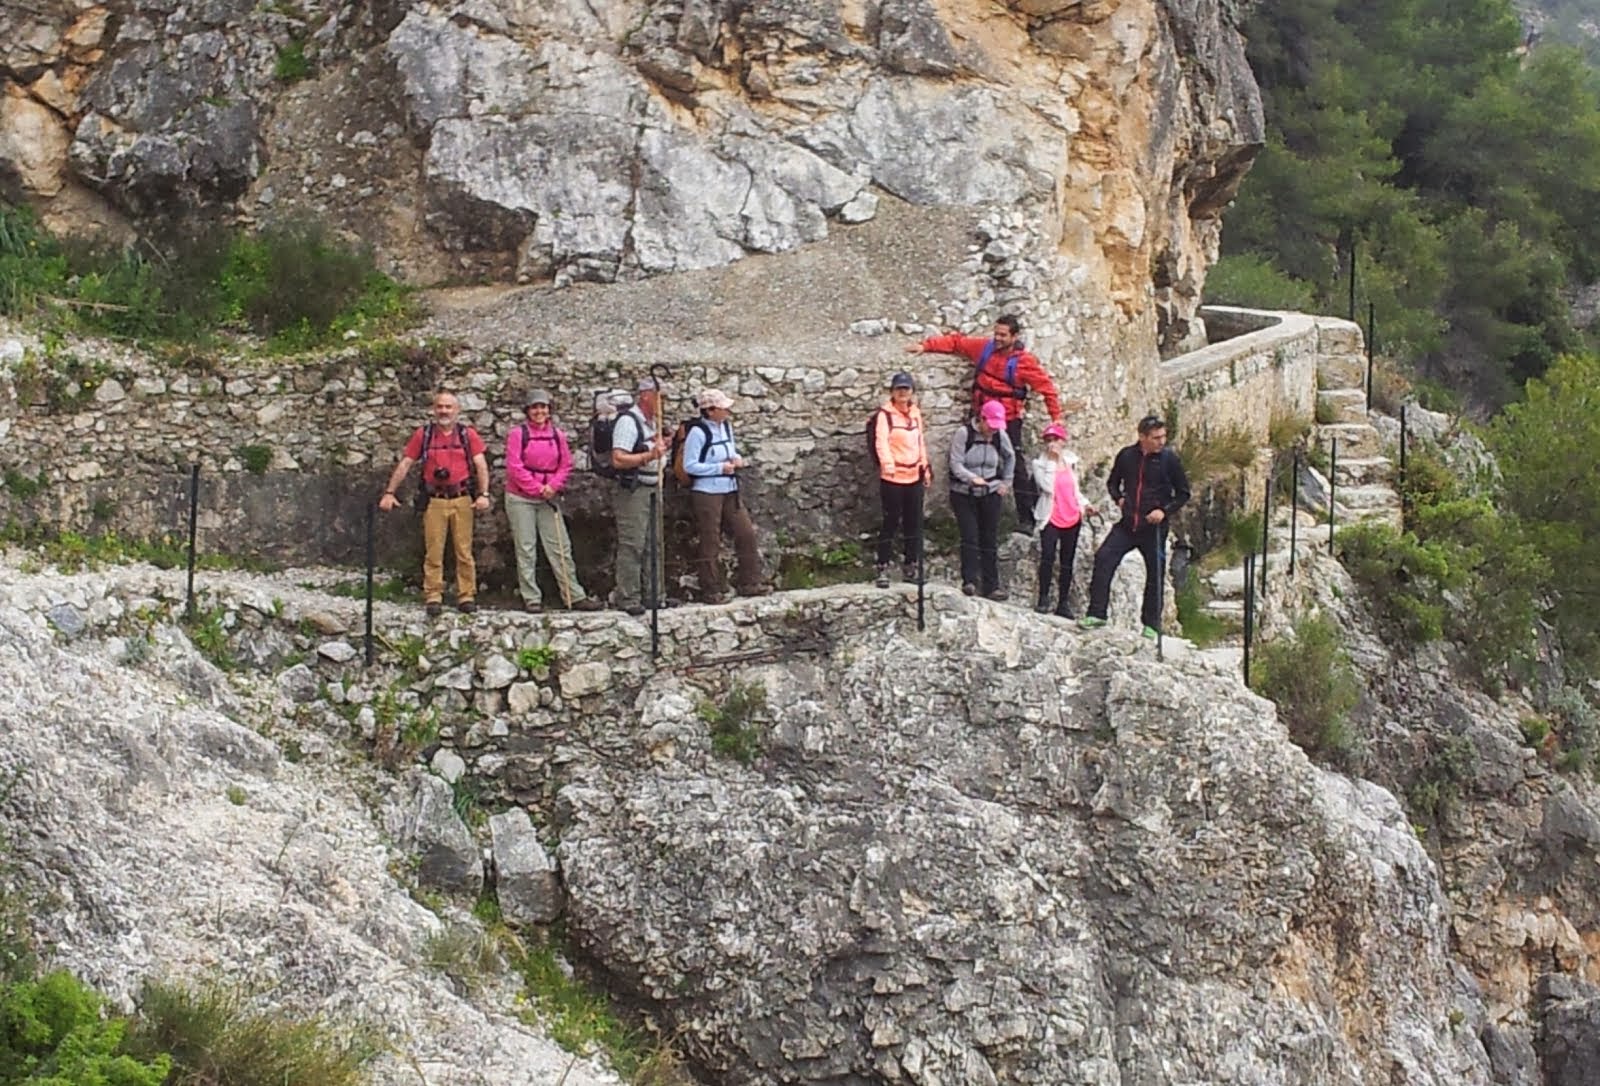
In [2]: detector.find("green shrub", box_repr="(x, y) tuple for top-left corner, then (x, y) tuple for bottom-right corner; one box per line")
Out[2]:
(1406, 735), (1478, 829)
(1177, 425), (1257, 487)
(1175, 577), (1238, 648)
(516, 937), (649, 1076)
(127, 980), (372, 1086)
(1204, 252), (1316, 311)
(274, 41), (311, 83)
(0, 971), (171, 1086)
(698, 680), (767, 763)
(1336, 521), (1455, 642)
(1249, 613), (1362, 764)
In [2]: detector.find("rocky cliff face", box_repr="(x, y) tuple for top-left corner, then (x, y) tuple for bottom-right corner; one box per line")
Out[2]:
(0, 0), (1262, 370)
(0, 552), (1517, 1086)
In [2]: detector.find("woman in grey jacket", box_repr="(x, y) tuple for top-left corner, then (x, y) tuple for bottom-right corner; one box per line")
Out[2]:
(948, 400), (1016, 599)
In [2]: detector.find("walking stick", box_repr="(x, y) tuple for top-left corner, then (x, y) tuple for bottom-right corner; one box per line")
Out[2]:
(916, 478), (927, 632)
(648, 363), (672, 656)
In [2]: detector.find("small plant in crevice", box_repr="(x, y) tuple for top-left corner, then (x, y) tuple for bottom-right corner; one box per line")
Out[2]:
(697, 679), (768, 764)
(235, 443), (272, 475)
(1249, 612), (1362, 767)
(517, 645), (558, 673)
(274, 40), (312, 83)
(371, 688), (438, 770)
(1405, 734), (1479, 832)
(423, 923), (502, 995)
(515, 929), (654, 1078)
(185, 605), (236, 671)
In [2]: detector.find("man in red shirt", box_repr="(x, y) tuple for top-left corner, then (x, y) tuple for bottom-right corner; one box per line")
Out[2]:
(906, 314), (1083, 533)
(378, 390), (491, 615)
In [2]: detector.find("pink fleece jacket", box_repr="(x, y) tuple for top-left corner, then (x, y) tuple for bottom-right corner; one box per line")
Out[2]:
(505, 422), (572, 499)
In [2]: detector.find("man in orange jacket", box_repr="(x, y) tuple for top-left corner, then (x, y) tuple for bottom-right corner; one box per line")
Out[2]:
(907, 314), (1082, 533)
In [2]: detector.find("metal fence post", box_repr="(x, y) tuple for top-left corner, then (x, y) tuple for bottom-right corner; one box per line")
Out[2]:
(1347, 237), (1357, 323)
(1243, 552), (1255, 686)
(1328, 437), (1338, 556)
(916, 487), (926, 633)
(185, 463), (200, 619)
(364, 499), (376, 667)
(1259, 468), (1271, 598)
(1289, 450), (1299, 576)
(1366, 303), (1376, 412)
(648, 488), (661, 661)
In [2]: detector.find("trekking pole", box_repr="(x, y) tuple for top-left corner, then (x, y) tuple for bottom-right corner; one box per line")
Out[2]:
(1242, 552), (1255, 685)
(185, 462), (200, 619)
(649, 363), (672, 646)
(1347, 236), (1357, 323)
(364, 498), (376, 666)
(1328, 437), (1338, 556)
(648, 488), (660, 662)
(916, 487), (926, 633)
(1156, 521), (1168, 662)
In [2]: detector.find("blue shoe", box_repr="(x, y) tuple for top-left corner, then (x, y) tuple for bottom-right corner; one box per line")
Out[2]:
(1077, 616), (1107, 630)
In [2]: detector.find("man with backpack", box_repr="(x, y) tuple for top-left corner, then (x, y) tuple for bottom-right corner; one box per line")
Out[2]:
(870, 371), (931, 588)
(504, 388), (603, 613)
(678, 388), (769, 603)
(1080, 415), (1191, 637)
(948, 400), (1016, 600)
(378, 390), (491, 616)
(601, 377), (673, 616)
(906, 314), (1079, 533)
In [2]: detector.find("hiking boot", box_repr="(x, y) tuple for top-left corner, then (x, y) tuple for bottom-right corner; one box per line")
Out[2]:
(986, 588), (1009, 602)
(738, 584), (774, 597)
(571, 597), (603, 612)
(425, 602), (443, 617)
(1034, 593), (1051, 614)
(962, 582), (977, 596)
(1142, 625), (1160, 640)
(458, 600), (478, 614)
(703, 591), (732, 605)
(624, 603), (646, 617)
(902, 564), (919, 585)
(644, 598), (684, 610)
(1077, 616), (1108, 630)
(523, 601), (543, 614)
(1054, 605), (1077, 620)
(875, 565), (891, 588)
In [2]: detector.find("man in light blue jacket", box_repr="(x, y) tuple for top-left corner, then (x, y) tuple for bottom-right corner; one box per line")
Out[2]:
(683, 388), (770, 603)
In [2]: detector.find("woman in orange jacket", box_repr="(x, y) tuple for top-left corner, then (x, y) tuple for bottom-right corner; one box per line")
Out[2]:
(872, 372), (931, 587)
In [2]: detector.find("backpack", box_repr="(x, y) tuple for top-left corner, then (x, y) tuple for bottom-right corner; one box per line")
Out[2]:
(590, 404), (645, 479)
(417, 423), (480, 499)
(670, 417), (714, 487)
(970, 340), (1026, 405)
(963, 422), (1001, 453)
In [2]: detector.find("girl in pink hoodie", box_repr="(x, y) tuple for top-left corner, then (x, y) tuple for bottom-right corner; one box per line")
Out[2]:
(1031, 423), (1096, 617)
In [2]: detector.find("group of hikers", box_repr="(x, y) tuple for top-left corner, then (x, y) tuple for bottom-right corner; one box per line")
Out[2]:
(378, 314), (1190, 635)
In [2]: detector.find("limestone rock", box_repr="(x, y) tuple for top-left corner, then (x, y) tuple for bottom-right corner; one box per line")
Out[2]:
(385, 770), (483, 897)
(490, 809), (563, 925)
(1538, 974), (1600, 1086)
(480, 653), (519, 690)
(275, 662), (319, 704)
(558, 661), (611, 699)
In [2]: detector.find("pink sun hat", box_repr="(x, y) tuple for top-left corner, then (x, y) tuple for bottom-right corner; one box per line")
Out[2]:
(979, 400), (1007, 429)
(1043, 422), (1067, 441)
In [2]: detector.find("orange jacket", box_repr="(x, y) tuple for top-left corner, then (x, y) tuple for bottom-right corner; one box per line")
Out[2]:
(874, 400), (930, 485)
(919, 333), (1063, 422)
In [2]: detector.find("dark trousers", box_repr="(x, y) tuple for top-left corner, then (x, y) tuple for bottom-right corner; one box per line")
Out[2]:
(691, 490), (762, 596)
(1088, 520), (1164, 629)
(951, 490), (1002, 593)
(1008, 417), (1037, 532)
(1038, 521), (1082, 612)
(877, 480), (924, 567)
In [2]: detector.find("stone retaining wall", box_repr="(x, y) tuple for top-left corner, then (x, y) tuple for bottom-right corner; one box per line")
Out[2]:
(0, 306), (1361, 595)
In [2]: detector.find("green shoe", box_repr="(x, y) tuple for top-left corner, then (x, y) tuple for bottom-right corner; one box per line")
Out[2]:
(1142, 625), (1159, 639)
(1077, 616), (1108, 630)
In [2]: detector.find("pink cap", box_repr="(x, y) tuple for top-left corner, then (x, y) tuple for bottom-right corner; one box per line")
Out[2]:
(979, 401), (1007, 428)
(1043, 422), (1067, 441)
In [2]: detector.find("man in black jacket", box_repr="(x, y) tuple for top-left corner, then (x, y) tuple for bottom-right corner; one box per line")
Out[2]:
(1080, 415), (1191, 636)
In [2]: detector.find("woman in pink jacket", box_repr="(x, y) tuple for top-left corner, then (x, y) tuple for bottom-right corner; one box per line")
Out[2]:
(872, 372), (931, 587)
(504, 389), (602, 612)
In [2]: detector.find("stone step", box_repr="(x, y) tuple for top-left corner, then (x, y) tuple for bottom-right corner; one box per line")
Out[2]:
(1333, 455), (1393, 487)
(1337, 483), (1401, 511)
(1317, 388), (1367, 425)
(1203, 598), (1244, 618)
(1315, 422), (1383, 459)
(1317, 352), (1366, 390)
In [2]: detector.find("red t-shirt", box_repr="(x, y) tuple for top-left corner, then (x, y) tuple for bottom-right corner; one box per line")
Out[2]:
(403, 424), (486, 490)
